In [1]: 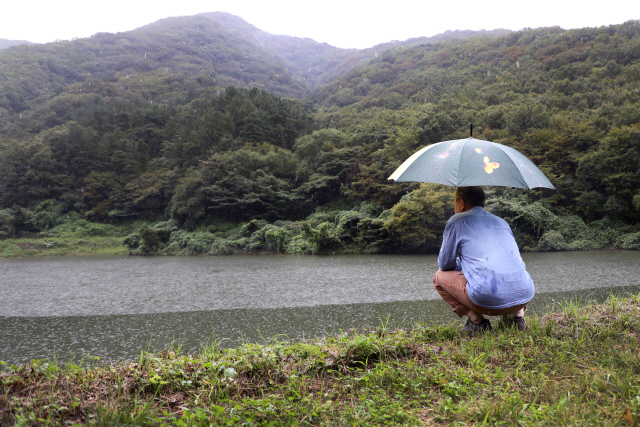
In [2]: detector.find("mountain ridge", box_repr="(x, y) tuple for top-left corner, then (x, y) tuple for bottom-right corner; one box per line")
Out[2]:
(201, 11), (512, 87)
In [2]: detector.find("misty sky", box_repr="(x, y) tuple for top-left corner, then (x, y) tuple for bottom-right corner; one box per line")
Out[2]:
(1, 0), (638, 49)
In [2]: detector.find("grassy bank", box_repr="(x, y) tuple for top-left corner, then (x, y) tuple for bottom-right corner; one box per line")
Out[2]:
(0, 236), (127, 258)
(2, 295), (640, 426)
(0, 217), (131, 258)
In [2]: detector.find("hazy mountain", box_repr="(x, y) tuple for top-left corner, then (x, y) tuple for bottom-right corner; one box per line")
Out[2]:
(0, 38), (34, 50)
(202, 12), (511, 87)
(200, 12), (362, 88)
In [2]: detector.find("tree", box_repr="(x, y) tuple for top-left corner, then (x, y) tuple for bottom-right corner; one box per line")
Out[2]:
(384, 184), (453, 252)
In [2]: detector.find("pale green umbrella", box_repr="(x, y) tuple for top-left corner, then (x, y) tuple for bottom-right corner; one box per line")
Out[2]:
(388, 133), (555, 190)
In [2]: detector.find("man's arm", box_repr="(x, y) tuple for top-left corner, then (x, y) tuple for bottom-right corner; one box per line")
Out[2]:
(437, 221), (459, 271)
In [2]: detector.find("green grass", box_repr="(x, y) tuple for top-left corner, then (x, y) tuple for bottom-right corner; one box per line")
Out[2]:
(0, 219), (141, 258)
(0, 236), (128, 258)
(2, 294), (640, 426)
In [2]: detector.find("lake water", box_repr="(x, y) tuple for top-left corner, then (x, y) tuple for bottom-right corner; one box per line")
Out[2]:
(2, 251), (640, 365)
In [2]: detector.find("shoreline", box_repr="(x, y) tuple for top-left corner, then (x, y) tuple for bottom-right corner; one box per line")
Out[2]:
(3, 208), (639, 259)
(0, 233), (636, 260)
(2, 294), (639, 425)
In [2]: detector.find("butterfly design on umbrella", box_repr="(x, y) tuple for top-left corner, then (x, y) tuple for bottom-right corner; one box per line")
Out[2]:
(483, 156), (500, 174)
(475, 148), (499, 173)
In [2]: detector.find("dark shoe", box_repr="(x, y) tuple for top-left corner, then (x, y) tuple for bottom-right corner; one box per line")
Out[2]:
(501, 314), (527, 331)
(511, 315), (526, 331)
(461, 318), (492, 334)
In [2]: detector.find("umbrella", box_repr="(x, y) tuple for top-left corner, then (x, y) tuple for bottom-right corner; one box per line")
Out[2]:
(388, 135), (556, 190)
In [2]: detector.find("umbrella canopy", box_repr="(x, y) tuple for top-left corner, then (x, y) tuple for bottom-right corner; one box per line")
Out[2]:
(388, 137), (556, 190)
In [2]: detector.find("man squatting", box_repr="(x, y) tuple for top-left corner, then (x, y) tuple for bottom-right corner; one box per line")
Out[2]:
(433, 186), (534, 333)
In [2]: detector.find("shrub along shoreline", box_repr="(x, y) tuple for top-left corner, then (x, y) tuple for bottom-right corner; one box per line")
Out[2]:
(2, 187), (640, 259)
(2, 293), (640, 425)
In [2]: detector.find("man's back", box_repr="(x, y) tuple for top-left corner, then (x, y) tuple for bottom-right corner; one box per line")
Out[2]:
(437, 206), (534, 309)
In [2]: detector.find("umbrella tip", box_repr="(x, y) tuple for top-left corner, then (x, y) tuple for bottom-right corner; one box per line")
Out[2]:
(470, 123), (473, 138)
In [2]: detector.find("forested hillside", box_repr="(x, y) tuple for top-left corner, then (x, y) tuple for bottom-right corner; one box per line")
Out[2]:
(311, 23), (640, 220)
(1, 15), (640, 257)
(0, 14), (312, 122)
(0, 12), (511, 118)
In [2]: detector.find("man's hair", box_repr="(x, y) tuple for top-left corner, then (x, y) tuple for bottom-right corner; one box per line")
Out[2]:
(454, 186), (485, 208)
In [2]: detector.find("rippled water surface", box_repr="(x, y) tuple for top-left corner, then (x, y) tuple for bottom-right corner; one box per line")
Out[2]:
(2, 252), (640, 364)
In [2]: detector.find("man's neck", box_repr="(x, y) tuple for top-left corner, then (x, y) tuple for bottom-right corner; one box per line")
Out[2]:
(461, 205), (483, 213)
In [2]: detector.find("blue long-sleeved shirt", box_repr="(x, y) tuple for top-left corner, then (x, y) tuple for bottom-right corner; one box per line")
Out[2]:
(437, 206), (534, 309)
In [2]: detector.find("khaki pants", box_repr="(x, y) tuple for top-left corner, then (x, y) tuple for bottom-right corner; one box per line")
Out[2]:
(433, 270), (530, 318)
